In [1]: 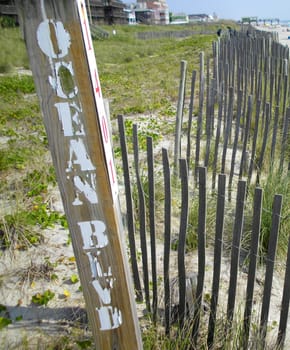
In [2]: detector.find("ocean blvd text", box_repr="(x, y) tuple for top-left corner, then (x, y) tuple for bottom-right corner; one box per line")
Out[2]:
(36, 12), (122, 331)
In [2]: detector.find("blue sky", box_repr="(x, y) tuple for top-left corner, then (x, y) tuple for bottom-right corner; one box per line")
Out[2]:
(166, 0), (290, 20)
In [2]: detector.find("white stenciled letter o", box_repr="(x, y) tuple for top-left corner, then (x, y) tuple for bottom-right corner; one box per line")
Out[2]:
(37, 19), (71, 59)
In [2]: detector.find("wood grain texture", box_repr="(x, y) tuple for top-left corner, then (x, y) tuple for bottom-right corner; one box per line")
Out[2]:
(16, 1), (142, 348)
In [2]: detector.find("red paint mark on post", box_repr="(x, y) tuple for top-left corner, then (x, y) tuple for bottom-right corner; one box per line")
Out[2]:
(80, 2), (92, 50)
(76, 0), (118, 200)
(101, 115), (109, 144)
(94, 69), (101, 98)
(109, 159), (116, 185)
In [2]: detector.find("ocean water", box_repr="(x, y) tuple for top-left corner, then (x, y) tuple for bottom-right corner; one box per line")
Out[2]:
(280, 19), (290, 26)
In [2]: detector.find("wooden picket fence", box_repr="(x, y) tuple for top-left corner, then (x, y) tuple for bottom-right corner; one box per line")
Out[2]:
(116, 26), (289, 349)
(137, 29), (217, 40)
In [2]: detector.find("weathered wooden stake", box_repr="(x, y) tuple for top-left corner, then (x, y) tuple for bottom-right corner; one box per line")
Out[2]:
(178, 158), (189, 328)
(174, 60), (187, 176)
(260, 195), (283, 344)
(195, 52), (205, 183)
(243, 187), (263, 349)
(186, 70), (196, 171)
(227, 180), (247, 324)
(133, 124), (150, 312)
(118, 115), (143, 301)
(277, 235), (290, 348)
(212, 82), (224, 190)
(147, 136), (158, 322)
(163, 148), (172, 335)
(247, 99), (261, 186)
(207, 174), (226, 347)
(193, 167), (207, 344)
(16, 1), (142, 348)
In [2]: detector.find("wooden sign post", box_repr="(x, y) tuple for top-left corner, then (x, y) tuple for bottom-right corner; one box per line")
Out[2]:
(15, 0), (142, 349)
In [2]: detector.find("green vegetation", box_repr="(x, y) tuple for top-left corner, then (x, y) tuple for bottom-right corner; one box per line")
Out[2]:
(0, 27), (29, 73)
(70, 274), (79, 284)
(0, 316), (12, 330)
(141, 304), (281, 350)
(0, 67), (66, 251)
(259, 170), (290, 259)
(94, 24), (218, 117)
(31, 289), (55, 306)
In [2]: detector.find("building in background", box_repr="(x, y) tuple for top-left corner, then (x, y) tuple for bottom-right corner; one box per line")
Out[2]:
(188, 13), (214, 23)
(140, 1), (169, 25)
(0, 0), (17, 23)
(128, 0), (169, 25)
(0, 0), (127, 25)
(0, 0), (171, 26)
(85, 0), (127, 24)
(170, 13), (188, 25)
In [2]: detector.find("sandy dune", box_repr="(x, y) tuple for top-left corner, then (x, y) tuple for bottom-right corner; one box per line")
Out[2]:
(255, 23), (290, 47)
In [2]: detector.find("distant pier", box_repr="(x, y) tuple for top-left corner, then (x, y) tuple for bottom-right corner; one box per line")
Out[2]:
(241, 16), (280, 26)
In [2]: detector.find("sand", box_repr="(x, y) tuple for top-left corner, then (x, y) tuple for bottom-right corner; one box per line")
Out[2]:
(255, 23), (290, 47)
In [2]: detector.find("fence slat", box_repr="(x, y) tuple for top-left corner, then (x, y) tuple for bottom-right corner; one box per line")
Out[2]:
(261, 71), (268, 115)
(221, 86), (234, 173)
(174, 60), (187, 175)
(195, 52), (205, 183)
(227, 180), (247, 324)
(118, 115), (143, 301)
(162, 148), (172, 335)
(282, 73), (288, 118)
(269, 71), (275, 125)
(230, 45), (236, 94)
(205, 78), (215, 167)
(256, 70), (262, 102)
(213, 40), (219, 101)
(186, 70), (197, 171)
(275, 70), (282, 107)
(212, 83), (224, 190)
(133, 124), (150, 312)
(147, 136), (157, 322)
(178, 158), (189, 328)
(243, 187), (263, 348)
(207, 173), (226, 347)
(279, 107), (290, 172)
(239, 96), (253, 179)
(247, 100), (261, 186)
(228, 89), (243, 200)
(193, 167), (207, 344)
(205, 57), (211, 167)
(270, 105), (280, 165)
(240, 68), (248, 143)
(257, 102), (270, 183)
(222, 63), (229, 139)
(277, 235), (290, 347)
(260, 194), (283, 341)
